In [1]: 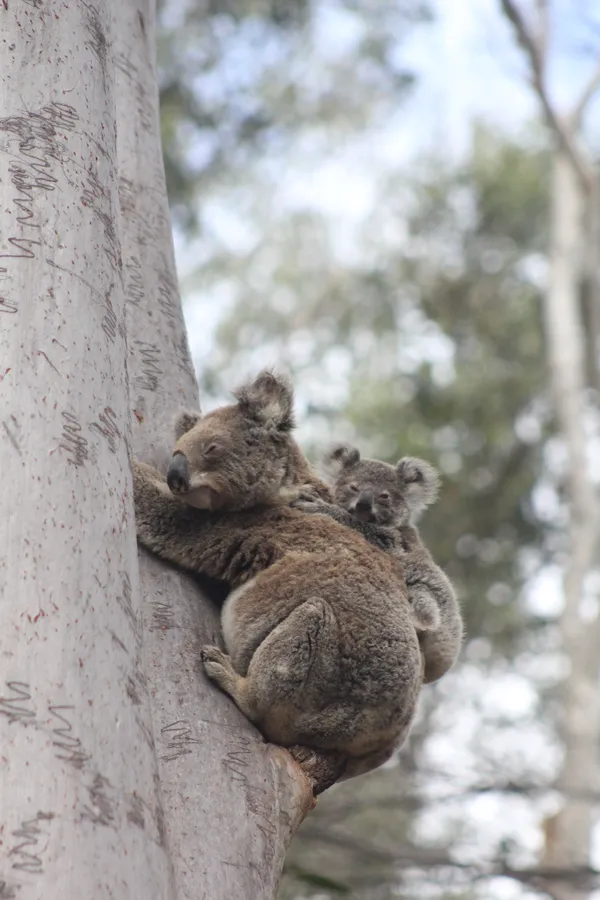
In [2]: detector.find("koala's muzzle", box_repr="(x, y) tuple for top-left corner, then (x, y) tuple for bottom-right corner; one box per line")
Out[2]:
(167, 453), (190, 495)
(352, 490), (375, 523)
(166, 452), (222, 510)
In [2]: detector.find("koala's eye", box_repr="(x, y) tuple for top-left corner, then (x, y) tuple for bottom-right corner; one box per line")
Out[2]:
(379, 491), (391, 501)
(348, 483), (359, 493)
(204, 443), (219, 456)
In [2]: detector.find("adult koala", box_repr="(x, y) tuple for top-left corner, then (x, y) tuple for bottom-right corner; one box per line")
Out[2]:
(133, 371), (423, 792)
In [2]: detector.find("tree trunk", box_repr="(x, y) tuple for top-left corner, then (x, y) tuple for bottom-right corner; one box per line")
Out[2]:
(0, 5), (175, 898)
(112, 3), (314, 898)
(0, 3), (312, 897)
(541, 148), (600, 900)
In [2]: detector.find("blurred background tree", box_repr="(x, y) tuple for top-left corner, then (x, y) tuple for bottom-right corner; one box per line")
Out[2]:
(156, 1), (600, 898)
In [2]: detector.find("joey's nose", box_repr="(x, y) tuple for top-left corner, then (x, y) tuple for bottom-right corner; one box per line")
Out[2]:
(352, 490), (374, 522)
(167, 453), (190, 494)
(355, 491), (374, 513)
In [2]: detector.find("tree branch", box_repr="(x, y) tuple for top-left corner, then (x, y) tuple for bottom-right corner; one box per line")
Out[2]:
(298, 824), (599, 892)
(499, 0), (595, 189)
(534, 0), (549, 66)
(570, 58), (600, 127)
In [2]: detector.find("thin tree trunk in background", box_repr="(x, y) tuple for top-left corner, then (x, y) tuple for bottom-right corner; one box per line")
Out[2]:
(541, 148), (600, 900)
(0, 5), (174, 898)
(112, 3), (314, 897)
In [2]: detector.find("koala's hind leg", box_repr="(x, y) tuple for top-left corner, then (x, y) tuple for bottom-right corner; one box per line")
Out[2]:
(209, 597), (340, 748)
(201, 645), (260, 725)
(201, 647), (347, 795)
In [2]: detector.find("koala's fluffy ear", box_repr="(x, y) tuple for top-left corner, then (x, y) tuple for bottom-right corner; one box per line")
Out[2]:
(174, 410), (202, 441)
(396, 457), (440, 515)
(323, 443), (361, 477)
(234, 369), (295, 431)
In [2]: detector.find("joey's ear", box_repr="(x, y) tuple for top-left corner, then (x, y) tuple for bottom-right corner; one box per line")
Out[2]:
(234, 369), (295, 431)
(396, 457), (440, 515)
(323, 443), (361, 477)
(174, 410), (202, 441)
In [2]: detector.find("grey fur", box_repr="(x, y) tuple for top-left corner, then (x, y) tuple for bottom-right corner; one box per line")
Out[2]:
(295, 444), (463, 683)
(133, 371), (423, 793)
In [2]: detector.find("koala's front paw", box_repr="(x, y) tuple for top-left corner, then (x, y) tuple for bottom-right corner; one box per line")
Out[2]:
(375, 527), (398, 552)
(296, 483), (327, 502)
(397, 525), (419, 553)
(133, 458), (164, 486)
(291, 498), (328, 514)
(291, 485), (330, 514)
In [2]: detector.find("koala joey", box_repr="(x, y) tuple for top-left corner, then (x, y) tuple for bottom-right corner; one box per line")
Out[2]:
(133, 371), (424, 794)
(293, 444), (463, 683)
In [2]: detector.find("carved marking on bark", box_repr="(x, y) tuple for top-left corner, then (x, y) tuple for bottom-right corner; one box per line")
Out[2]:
(81, 1), (108, 70)
(132, 340), (163, 392)
(160, 720), (202, 761)
(0, 102), (80, 316)
(89, 406), (121, 454)
(9, 812), (54, 874)
(124, 255), (144, 307)
(0, 682), (35, 726)
(116, 572), (142, 650)
(80, 167), (121, 274)
(48, 705), (90, 769)
(157, 270), (179, 322)
(59, 411), (89, 468)
(2, 418), (21, 455)
(80, 774), (114, 828)
(222, 733), (278, 873)
(0, 880), (19, 900)
(149, 597), (176, 631)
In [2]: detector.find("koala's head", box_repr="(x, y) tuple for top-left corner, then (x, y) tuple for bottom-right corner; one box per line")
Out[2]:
(325, 444), (440, 527)
(166, 370), (296, 512)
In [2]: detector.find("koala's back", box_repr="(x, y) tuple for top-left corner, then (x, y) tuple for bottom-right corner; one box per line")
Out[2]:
(213, 508), (422, 753)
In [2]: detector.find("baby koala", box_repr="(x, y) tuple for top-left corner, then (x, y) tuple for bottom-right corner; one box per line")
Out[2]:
(293, 444), (463, 683)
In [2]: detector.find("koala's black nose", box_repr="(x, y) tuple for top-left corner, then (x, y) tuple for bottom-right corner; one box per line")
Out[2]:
(167, 453), (190, 494)
(355, 491), (374, 513)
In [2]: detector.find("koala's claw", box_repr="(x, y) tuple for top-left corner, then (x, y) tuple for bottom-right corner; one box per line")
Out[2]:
(201, 644), (235, 686)
(291, 498), (326, 514)
(201, 644), (227, 665)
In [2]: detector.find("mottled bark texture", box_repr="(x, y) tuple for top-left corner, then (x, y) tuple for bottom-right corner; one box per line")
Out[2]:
(0, 4), (312, 900)
(113, 3), (314, 899)
(0, 4), (175, 898)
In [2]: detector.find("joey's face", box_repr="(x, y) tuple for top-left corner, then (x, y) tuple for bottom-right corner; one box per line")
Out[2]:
(333, 461), (410, 527)
(165, 371), (295, 512)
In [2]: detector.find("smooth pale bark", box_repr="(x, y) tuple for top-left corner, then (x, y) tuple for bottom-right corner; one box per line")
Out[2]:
(541, 150), (600, 900)
(112, 3), (315, 898)
(0, 4), (174, 898)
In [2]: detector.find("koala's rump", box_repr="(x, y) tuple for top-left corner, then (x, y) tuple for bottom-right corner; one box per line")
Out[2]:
(223, 550), (422, 753)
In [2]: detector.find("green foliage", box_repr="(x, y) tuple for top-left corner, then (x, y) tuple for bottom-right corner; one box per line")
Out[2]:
(157, 0), (430, 229)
